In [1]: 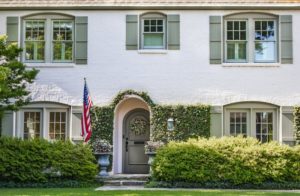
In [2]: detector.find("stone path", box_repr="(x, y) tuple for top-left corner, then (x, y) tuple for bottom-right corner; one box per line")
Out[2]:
(96, 186), (300, 193)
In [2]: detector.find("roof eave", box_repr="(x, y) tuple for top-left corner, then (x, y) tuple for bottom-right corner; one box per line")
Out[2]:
(1, 4), (300, 10)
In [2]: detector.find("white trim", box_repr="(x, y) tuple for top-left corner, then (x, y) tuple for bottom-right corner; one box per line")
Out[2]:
(138, 49), (167, 54)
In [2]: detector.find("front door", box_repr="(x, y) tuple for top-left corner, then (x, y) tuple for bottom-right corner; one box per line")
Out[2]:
(123, 109), (150, 174)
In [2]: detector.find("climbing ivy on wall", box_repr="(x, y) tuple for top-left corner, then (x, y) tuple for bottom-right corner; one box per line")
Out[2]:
(90, 90), (211, 145)
(294, 106), (300, 145)
(151, 105), (211, 142)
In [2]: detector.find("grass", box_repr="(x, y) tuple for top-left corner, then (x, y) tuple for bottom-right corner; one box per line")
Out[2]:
(0, 188), (300, 196)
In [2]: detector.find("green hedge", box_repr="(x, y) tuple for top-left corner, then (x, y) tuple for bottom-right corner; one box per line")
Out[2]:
(0, 137), (98, 184)
(294, 106), (300, 144)
(151, 105), (210, 142)
(152, 136), (300, 185)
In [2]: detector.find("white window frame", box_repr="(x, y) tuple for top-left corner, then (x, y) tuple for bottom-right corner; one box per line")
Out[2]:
(224, 13), (278, 64)
(251, 109), (277, 143)
(47, 109), (68, 141)
(20, 109), (43, 140)
(225, 109), (250, 136)
(224, 103), (279, 143)
(253, 19), (277, 63)
(51, 20), (74, 63)
(22, 14), (74, 64)
(140, 13), (166, 50)
(224, 19), (248, 63)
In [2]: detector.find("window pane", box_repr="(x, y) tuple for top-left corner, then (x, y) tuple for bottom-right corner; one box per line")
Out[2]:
(53, 42), (73, 61)
(25, 42), (45, 61)
(227, 43), (235, 60)
(234, 21), (239, 30)
(255, 42), (275, 61)
(24, 112), (41, 139)
(52, 20), (73, 61)
(144, 34), (163, 48)
(157, 20), (163, 25)
(144, 26), (150, 32)
(227, 21), (233, 30)
(238, 43), (246, 60)
(234, 31), (239, 40)
(240, 31), (246, 40)
(144, 20), (149, 25)
(255, 21), (261, 30)
(240, 21), (246, 30)
(157, 26), (163, 32)
(227, 31), (233, 40)
(256, 112), (273, 143)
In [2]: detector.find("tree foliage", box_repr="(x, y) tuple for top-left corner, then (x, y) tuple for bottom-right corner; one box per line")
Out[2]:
(0, 35), (39, 117)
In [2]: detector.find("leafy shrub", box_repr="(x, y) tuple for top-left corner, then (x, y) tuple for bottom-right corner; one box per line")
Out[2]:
(151, 105), (210, 142)
(152, 136), (300, 185)
(0, 137), (98, 184)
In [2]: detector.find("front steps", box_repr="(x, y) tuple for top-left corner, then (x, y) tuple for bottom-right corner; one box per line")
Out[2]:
(97, 174), (150, 186)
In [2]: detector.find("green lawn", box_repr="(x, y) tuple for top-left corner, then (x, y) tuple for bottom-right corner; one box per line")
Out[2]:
(0, 188), (300, 196)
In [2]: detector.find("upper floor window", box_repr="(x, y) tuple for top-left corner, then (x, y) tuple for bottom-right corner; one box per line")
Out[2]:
(23, 14), (74, 63)
(224, 13), (278, 63)
(140, 13), (166, 49)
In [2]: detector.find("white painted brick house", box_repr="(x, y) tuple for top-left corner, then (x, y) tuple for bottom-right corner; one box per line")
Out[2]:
(1, 0), (300, 174)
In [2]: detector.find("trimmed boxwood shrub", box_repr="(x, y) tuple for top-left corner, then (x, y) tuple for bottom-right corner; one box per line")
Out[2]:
(152, 136), (300, 185)
(0, 137), (98, 184)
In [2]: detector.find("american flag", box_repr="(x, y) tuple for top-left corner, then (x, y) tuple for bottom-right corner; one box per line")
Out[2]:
(81, 78), (93, 142)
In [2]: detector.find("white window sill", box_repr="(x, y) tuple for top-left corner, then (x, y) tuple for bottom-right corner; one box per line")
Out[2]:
(25, 63), (76, 68)
(222, 63), (280, 67)
(138, 49), (168, 54)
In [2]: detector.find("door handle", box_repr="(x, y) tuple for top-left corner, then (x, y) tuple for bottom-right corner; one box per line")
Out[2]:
(126, 138), (128, 152)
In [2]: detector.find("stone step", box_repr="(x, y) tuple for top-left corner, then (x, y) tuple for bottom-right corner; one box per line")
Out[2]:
(104, 180), (147, 186)
(97, 174), (150, 181)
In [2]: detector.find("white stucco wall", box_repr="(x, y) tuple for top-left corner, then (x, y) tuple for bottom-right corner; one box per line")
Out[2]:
(1, 10), (300, 106)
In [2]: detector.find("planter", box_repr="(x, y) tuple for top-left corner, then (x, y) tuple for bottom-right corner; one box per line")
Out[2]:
(145, 152), (156, 174)
(94, 152), (112, 176)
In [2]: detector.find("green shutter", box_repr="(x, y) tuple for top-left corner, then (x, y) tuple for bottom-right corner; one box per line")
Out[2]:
(75, 16), (88, 65)
(6, 17), (19, 45)
(126, 15), (138, 50)
(167, 15), (180, 50)
(209, 16), (222, 64)
(280, 15), (293, 64)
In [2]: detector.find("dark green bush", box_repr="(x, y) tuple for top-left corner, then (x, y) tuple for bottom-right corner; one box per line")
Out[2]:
(0, 137), (98, 184)
(152, 136), (300, 185)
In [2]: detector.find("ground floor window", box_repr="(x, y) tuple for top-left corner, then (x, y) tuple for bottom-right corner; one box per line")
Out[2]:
(224, 103), (277, 143)
(23, 111), (41, 139)
(230, 112), (247, 136)
(21, 107), (68, 141)
(255, 112), (273, 142)
(49, 112), (67, 140)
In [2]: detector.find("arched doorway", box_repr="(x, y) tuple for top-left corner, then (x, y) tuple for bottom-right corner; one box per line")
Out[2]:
(123, 109), (150, 174)
(113, 95), (151, 174)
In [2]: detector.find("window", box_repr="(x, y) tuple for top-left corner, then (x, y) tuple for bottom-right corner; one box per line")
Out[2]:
(256, 112), (273, 142)
(52, 20), (73, 61)
(230, 112), (247, 136)
(254, 21), (276, 62)
(25, 20), (45, 61)
(49, 112), (66, 140)
(141, 14), (166, 49)
(224, 102), (277, 143)
(23, 112), (41, 139)
(226, 21), (247, 62)
(224, 14), (278, 63)
(23, 15), (74, 63)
